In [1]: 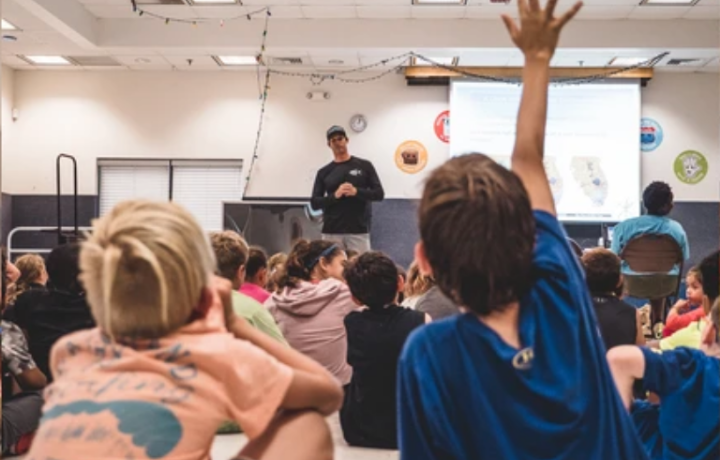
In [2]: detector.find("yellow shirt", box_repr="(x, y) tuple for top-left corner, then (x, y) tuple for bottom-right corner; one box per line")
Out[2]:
(659, 318), (707, 351)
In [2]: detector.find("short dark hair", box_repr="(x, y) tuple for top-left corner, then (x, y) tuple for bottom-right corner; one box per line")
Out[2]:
(642, 181), (674, 216)
(345, 251), (399, 309)
(47, 243), (82, 293)
(699, 250), (719, 305)
(419, 154), (535, 316)
(246, 246), (268, 279)
(209, 231), (249, 284)
(581, 248), (621, 295)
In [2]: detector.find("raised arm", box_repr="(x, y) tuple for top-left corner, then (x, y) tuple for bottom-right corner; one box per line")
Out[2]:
(502, 0), (582, 215)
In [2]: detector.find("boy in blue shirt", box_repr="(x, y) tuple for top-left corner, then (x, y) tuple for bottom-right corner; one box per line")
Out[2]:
(611, 181), (690, 275)
(608, 250), (720, 460)
(396, 1), (649, 459)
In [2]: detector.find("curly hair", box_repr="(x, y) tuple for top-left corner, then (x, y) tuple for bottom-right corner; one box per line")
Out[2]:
(642, 181), (674, 216)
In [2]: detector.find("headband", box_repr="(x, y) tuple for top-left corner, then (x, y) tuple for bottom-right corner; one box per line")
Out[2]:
(306, 244), (339, 271)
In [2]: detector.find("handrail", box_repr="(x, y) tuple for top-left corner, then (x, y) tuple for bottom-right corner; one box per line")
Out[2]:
(7, 226), (92, 259)
(56, 154), (79, 245)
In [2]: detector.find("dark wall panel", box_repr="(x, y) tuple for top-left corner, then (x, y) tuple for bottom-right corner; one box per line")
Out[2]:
(4, 195), (717, 274)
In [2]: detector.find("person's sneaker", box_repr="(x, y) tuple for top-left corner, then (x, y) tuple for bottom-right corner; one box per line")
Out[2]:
(217, 420), (243, 434)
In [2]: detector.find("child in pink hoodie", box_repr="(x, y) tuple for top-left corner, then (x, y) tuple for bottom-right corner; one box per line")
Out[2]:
(267, 240), (356, 385)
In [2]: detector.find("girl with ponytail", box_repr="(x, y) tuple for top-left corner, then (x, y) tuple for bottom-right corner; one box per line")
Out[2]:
(267, 239), (356, 385)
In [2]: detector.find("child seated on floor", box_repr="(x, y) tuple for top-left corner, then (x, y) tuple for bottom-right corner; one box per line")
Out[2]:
(27, 200), (343, 460)
(402, 261), (434, 310)
(240, 246), (273, 305)
(396, 2), (649, 459)
(662, 267), (705, 337)
(7, 253), (48, 305)
(266, 240), (356, 386)
(608, 250), (719, 460)
(581, 248), (645, 350)
(340, 252), (428, 449)
(266, 252), (288, 294)
(210, 232), (286, 345)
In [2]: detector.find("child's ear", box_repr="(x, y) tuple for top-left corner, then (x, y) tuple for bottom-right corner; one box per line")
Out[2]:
(397, 274), (406, 295)
(414, 242), (433, 277)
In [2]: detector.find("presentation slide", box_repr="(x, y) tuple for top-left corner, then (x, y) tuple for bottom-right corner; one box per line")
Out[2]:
(450, 81), (641, 223)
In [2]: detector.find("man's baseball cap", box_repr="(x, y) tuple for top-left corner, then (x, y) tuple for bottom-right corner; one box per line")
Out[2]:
(326, 125), (347, 140)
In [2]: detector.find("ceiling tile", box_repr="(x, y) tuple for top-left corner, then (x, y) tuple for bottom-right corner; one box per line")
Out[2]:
(627, 6), (692, 19)
(191, 6), (248, 19)
(310, 55), (361, 67)
(301, 6), (357, 18)
(464, 5), (517, 19)
(83, 5), (145, 18)
(354, 0), (409, 4)
(411, 6), (466, 19)
(356, 6), (411, 18)
(257, 5), (303, 17)
(242, 0), (299, 4)
(115, 55), (170, 66)
(163, 55), (219, 67)
(142, 5), (199, 18)
(683, 6), (720, 19)
(575, 6), (634, 19)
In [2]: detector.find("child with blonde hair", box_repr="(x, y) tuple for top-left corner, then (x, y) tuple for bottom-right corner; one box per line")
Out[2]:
(402, 261), (435, 309)
(27, 200), (342, 460)
(8, 254), (47, 304)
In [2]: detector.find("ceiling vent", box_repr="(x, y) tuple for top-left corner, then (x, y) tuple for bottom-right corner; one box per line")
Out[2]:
(268, 57), (305, 66)
(69, 56), (121, 67)
(666, 58), (706, 67)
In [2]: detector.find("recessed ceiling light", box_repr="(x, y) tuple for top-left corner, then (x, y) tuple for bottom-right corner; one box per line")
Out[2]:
(639, 0), (700, 5)
(608, 57), (653, 67)
(1, 19), (17, 30)
(412, 0), (467, 4)
(214, 55), (257, 66)
(411, 56), (459, 67)
(21, 55), (71, 65)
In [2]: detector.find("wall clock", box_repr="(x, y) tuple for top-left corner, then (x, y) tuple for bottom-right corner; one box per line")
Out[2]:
(350, 114), (367, 133)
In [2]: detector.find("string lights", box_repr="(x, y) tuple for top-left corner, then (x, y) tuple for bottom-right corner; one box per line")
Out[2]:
(126, 1), (666, 198)
(130, 1), (270, 26)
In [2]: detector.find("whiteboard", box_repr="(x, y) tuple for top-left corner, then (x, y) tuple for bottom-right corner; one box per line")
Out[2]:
(450, 81), (641, 223)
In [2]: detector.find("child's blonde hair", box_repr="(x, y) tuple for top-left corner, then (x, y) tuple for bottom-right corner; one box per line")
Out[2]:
(80, 200), (216, 339)
(266, 252), (287, 293)
(404, 261), (435, 299)
(10, 254), (46, 303)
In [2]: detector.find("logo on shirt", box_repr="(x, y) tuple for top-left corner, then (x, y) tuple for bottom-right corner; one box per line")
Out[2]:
(512, 347), (534, 370)
(349, 169), (362, 177)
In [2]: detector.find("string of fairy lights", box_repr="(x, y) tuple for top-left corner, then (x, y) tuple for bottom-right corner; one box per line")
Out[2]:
(126, 1), (667, 198)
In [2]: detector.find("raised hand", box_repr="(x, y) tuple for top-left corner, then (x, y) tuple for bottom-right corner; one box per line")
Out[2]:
(502, 0), (582, 62)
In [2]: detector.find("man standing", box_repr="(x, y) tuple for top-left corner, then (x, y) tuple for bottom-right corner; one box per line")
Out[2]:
(311, 125), (384, 254)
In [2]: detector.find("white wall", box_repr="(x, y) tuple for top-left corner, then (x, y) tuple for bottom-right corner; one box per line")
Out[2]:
(1, 66), (16, 188)
(1, 68), (718, 202)
(642, 72), (719, 202)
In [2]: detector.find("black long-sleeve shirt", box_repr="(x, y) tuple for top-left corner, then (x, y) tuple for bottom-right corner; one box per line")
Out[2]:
(311, 156), (384, 234)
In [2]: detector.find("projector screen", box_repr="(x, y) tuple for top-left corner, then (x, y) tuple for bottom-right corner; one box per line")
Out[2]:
(450, 81), (641, 223)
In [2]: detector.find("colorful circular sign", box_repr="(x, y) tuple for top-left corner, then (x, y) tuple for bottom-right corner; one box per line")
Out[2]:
(395, 140), (428, 174)
(640, 118), (663, 152)
(434, 110), (450, 143)
(674, 150), (708, 185)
